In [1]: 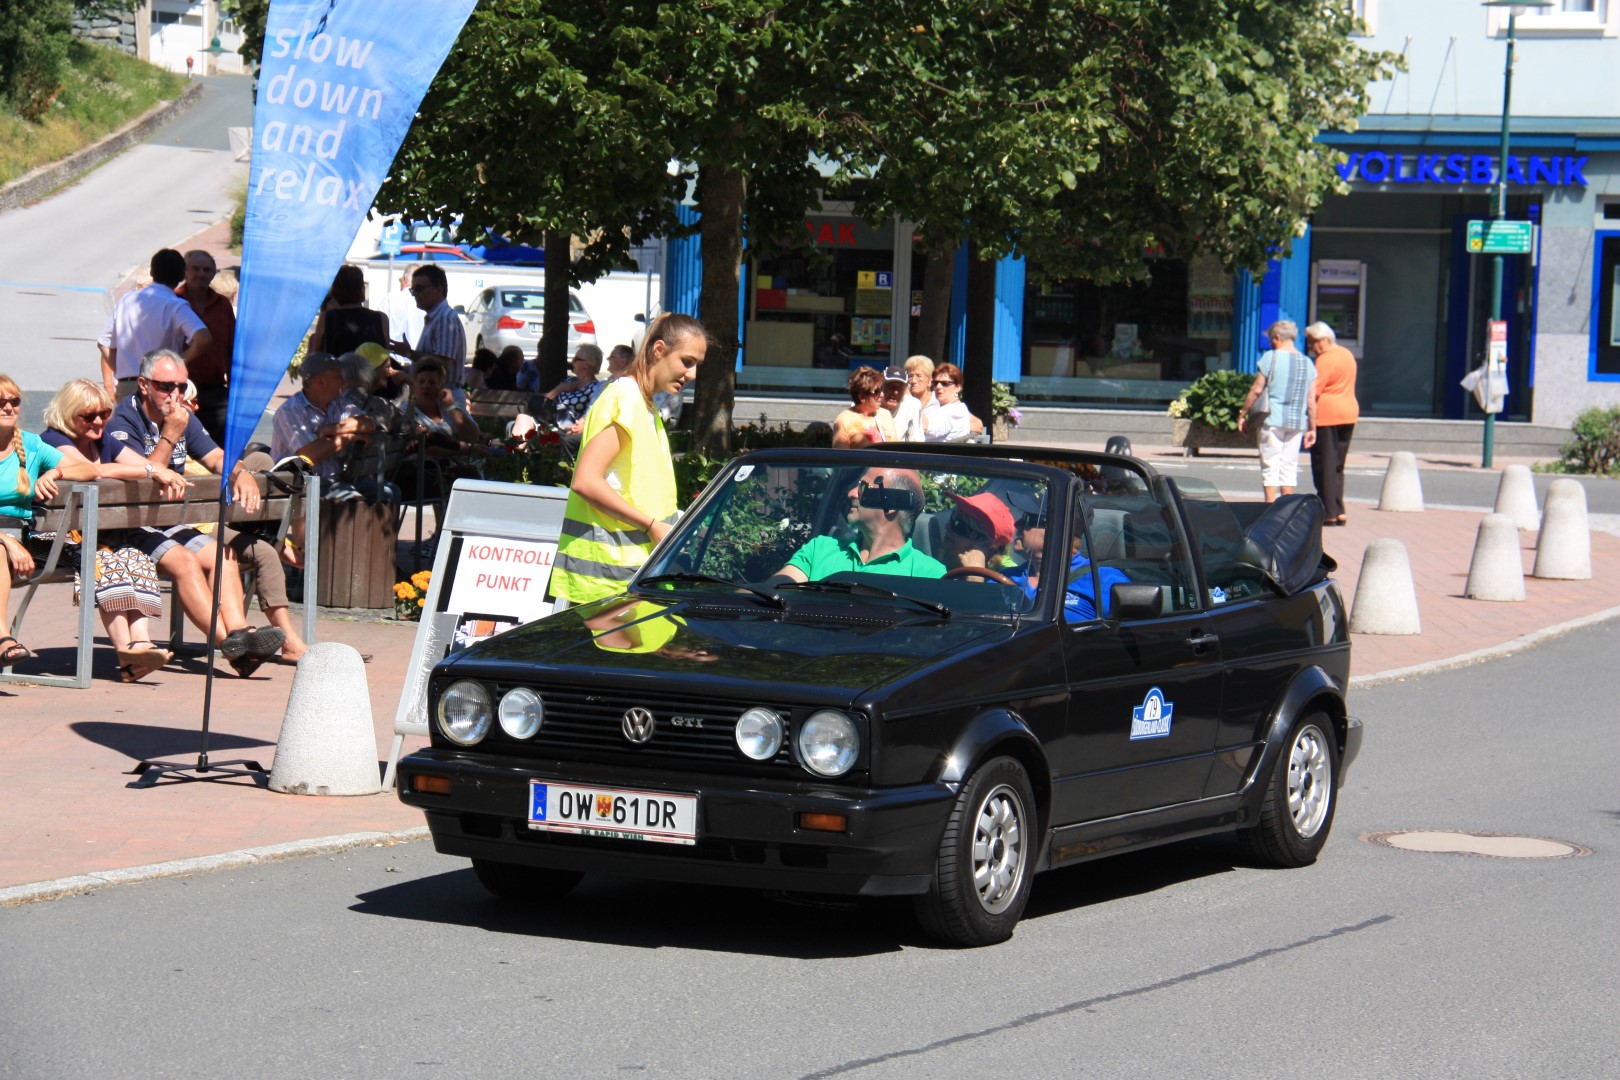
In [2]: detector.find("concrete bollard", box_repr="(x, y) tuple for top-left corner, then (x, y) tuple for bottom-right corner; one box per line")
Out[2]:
(1533, 478), (1591, 580)
(1464, 513), (1526, 602)
(1377, 451), (1425, 512)
(1348, 538), (1422, 635)
(269, 642), (384, 796)
(1493, 464), (1540, 532)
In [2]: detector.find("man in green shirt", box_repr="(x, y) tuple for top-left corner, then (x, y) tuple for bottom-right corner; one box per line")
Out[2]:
(773, 467), (946, 583)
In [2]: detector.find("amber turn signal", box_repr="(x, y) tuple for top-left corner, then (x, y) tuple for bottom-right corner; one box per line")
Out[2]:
(410, 774), (453, 796)
(797, 812), (847, 833)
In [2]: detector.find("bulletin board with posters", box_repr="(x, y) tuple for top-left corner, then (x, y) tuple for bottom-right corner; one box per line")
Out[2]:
(385, 479), (570, 786)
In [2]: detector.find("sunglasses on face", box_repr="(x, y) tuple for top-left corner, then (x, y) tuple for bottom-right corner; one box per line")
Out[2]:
(0, 396), (21, 409)
(78, 409), (112, 423)
(933, 380), (956, 389)
(143, 379), (186, 394)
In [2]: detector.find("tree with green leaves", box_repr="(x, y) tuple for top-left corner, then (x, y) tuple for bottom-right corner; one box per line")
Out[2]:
(824, 0), (1399, 422)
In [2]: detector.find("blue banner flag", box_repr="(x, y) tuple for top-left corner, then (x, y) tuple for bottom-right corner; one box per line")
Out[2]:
(223, 0), (479, 475)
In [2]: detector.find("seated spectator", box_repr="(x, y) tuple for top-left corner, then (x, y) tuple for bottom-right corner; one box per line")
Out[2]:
(219, 521), (308, 664)
(270, 352), (380, 494)
(923, 362), (981, 442)
(466, 347), (498, 392)
(939, 492), (1015, 574)
(544, 344), (607, 455)
(102, 350), (286, 674)
(403, 358), (484, 453)
(1007, 502), (1130, 622)
(882, 366), (923, 441)
(40, 379), (189, 681)
(771, 468), (944, 583)
(0, 374), (100, 666)
(832, 367), (897, 449)
(484, 346), (526, 392)
(515, 349), (543, 393)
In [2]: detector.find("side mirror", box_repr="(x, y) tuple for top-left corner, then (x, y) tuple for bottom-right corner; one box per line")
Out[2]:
(452, 305), (466, 316)
(1110, 582), (1162, 622)
(633, 313), (647, 323)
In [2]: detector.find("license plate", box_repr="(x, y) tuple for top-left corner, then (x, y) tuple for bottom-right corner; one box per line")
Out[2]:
(527, 780), (698, 845)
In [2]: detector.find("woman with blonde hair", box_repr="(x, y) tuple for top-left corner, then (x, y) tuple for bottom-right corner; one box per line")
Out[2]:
(551, 313), (707, 607)
(41, 379), (189, 680)
(0, 374), (100, 666)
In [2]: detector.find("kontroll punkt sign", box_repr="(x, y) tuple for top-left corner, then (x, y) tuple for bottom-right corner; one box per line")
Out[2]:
(1336, 151), (1588, 188)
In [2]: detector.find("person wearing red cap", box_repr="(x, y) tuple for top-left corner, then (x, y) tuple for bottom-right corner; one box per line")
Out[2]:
(941, 491), (1015, 572)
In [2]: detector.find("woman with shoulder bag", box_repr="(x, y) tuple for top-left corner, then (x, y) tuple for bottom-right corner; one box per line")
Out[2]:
(1237, 320), (1317, 503)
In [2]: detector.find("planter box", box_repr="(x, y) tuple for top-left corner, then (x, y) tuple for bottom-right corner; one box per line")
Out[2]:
(1171, 417), (1256, 456)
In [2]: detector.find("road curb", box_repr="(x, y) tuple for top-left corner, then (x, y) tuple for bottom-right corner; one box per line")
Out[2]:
(1350, 603), (1620, 690)
(0, 826), (430, 907)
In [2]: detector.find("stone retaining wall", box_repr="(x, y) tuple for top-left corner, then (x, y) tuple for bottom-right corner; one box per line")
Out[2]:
(0, 81), (202, 212)
(72, 11), (139, 55)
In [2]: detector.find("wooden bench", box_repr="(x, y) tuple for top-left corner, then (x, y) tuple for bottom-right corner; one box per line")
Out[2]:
(466, 388), (535, 424)
(1, 472), (321, 689)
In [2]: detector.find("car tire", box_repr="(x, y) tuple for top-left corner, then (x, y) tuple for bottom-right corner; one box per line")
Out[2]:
(913, 756), (1036, 947)
(471, 858), (583, 903)
(1241, 715), (1338, 868)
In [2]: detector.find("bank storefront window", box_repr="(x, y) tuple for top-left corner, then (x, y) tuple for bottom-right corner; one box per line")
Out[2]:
(1019, 255), (1234, 405)
(741, 213), (917, 391)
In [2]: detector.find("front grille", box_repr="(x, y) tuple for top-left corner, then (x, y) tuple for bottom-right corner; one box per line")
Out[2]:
(488, 682), (797, 768)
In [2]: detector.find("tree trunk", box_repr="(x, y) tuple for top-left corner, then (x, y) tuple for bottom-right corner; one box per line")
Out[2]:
(694, 162), (744, 457)
(540, 230), (572, 389)
(962, 243), (998, 429)
(915, 241), (955, 363)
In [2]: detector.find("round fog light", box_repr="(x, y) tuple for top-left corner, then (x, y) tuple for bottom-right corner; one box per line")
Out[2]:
(797, 710), (859, 777)
(498, 687), (544, 739)
(438, 680), (492, 746)
(735, 707), (784, 760)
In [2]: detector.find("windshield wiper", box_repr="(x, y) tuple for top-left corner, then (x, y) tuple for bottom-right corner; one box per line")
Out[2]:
(778, 580), (951, 619)
(638, 572), (786, 609)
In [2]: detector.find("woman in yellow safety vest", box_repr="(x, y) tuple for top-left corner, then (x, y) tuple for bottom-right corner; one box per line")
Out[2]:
(550, 313), (708, 607)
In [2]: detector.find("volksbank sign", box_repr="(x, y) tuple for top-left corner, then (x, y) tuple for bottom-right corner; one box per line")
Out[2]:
(1337, 151), (1588, 187)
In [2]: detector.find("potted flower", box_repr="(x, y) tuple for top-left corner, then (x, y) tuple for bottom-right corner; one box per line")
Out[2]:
(394, 570), (432, 620)
(1167, 369), (1257, 454)
(990, 381), (1021, 443)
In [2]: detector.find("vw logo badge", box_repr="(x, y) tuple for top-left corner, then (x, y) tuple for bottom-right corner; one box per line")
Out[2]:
(621, 707), (655, 744)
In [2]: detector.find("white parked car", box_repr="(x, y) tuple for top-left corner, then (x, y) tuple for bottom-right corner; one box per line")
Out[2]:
(460, 286), (596, 359)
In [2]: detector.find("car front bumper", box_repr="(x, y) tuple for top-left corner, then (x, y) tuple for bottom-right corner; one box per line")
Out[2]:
(398, 749), (958, 896)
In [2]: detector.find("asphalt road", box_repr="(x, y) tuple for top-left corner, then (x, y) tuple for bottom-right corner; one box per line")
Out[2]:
(3, 620), (1613, 1079)
(1, 75), (253, 417)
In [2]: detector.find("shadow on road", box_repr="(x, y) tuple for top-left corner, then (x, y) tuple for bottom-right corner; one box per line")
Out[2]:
(350, 836), (1243, 956)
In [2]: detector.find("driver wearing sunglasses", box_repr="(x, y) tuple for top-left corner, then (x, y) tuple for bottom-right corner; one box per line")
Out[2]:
(771, 468), (945, 584)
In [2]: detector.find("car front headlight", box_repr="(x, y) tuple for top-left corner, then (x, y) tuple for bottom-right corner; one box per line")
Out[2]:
(438, 680), (493, 746)
(498, 687), (544, 740)
(735, 706), (784, 760)
(797, 709), (859, 777)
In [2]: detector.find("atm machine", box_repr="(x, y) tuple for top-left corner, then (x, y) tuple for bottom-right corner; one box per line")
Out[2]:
(1308, 259), (1367, 358)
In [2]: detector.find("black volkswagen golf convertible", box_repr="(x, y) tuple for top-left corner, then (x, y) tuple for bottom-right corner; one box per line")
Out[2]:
(398, 445), (1361, 946)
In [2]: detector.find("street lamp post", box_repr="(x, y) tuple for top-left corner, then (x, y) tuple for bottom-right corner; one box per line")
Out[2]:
(1480, 1), (1550, 468)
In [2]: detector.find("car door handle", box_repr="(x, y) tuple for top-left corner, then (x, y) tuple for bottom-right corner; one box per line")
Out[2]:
(1185, 631), (1219, 654)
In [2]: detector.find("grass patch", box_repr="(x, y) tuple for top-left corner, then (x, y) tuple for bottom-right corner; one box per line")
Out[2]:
(0, 40), (185, 185)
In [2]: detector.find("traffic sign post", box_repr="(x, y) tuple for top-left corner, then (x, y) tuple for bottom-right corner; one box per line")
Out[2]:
(1466, 219), (1534, 255)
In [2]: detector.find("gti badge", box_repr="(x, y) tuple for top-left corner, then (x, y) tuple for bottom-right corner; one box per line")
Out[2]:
(621, 707), (655, 744)
(670, 716), (704, 729)
(1130, 686), (1174, 741)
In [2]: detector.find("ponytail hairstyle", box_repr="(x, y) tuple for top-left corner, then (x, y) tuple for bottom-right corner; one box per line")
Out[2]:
(629, 313), (707, 403)
(0, 374), (26, 496)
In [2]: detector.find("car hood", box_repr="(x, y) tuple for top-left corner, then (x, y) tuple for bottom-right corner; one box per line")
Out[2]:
(439, 594), (1017, 701)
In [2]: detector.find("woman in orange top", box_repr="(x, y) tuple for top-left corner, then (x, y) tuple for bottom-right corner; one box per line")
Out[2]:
(1305, 322), (1359, 525)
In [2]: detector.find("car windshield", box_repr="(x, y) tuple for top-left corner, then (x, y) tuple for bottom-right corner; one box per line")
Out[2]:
(637, 456), (1069, 619)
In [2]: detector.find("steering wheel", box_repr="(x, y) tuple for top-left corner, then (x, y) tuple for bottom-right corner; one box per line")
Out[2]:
(942, 565), (1017, 586)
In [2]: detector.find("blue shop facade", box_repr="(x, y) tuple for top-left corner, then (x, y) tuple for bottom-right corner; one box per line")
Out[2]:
(660, 131), (1620, 428)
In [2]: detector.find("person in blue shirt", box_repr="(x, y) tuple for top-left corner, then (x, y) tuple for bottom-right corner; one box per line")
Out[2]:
(1007, 503), (1130, 622)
